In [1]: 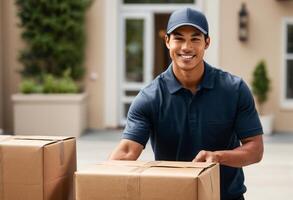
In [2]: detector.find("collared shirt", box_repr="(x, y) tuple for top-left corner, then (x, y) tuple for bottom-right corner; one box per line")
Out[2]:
(123, 62), (263, 200)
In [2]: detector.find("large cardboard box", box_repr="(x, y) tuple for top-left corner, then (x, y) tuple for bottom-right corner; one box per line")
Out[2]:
(0, 135), (12, 142)
(75, 160), (220, 200)
(0, 136), (76, 200)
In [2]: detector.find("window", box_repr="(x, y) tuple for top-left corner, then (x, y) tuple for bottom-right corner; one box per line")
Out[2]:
(285, 23), (293, 99)
(125, 19), (144, 82)
(282, 20), (293, 108)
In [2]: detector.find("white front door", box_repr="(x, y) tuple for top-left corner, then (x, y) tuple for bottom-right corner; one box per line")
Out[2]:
(119, 0), (201, 125)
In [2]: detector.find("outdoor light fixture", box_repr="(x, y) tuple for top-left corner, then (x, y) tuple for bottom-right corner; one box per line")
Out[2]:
(238, 3), (249, 42)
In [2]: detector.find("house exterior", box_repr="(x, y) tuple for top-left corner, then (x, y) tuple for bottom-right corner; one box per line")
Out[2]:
(0, 0), (293, 133)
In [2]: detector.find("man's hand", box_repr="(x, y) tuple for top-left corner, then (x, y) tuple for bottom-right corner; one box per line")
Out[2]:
(193, 150), (220, 163)
(192, 135), (263, 168)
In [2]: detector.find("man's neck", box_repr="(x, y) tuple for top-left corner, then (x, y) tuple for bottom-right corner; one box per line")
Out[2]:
(172, 62), (205, 94)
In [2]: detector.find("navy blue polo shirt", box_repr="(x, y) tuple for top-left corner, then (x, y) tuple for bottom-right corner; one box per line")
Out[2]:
(123, 62), (263, 200)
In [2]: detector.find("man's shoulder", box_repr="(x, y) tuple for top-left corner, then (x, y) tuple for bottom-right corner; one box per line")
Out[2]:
(209, 64), (243, 90)
(140, 74), (165, 98)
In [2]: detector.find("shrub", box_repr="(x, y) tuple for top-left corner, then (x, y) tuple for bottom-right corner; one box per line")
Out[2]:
(15, 0), (91, 93)
(251, 60), (271, 113)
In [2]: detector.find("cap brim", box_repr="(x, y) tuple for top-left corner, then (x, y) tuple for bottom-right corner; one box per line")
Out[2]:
(167, 23), (207, 35)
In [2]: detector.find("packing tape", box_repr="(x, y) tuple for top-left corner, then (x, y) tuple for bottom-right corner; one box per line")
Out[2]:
(59, 141), (64, 166)
(126, 161), (162, 200)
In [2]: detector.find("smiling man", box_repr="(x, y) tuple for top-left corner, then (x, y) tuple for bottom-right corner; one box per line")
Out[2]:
(110, 8), (263, 200)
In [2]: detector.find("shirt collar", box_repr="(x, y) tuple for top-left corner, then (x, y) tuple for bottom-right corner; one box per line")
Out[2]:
(162, 61), (215, 94)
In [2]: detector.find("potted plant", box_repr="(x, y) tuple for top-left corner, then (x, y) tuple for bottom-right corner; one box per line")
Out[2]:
(251, 60), (273, 135)
(12, 0), (91, 137)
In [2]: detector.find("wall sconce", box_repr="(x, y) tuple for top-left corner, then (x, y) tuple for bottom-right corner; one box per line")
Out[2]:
(238, 3), (249, 42)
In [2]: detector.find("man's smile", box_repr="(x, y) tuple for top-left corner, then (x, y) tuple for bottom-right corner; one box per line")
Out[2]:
(178, 54), (196, 60)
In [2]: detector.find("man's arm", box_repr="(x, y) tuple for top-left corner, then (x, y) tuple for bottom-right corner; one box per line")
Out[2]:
(109, 139), (144, 160)
(193, 135), (263, 168)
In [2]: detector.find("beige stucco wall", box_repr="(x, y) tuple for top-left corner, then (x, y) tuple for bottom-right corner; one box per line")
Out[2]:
(2, 0), (23, 133)
(84, 0), (106, 129)
(0, 0), (3, 129)
(220, 0), (293, 132)
(1, 0), (106, 133)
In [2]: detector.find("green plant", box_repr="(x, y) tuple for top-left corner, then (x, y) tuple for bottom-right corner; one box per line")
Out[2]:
(15, 0), (91, 93)
(19, 78), (43, 94)
(251, 60), (271, 113)
(20, 70), (80, 94)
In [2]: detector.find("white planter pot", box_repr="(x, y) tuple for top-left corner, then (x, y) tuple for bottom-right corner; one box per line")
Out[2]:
(260, 114), (274, 135)
(12, 93), (87, 137)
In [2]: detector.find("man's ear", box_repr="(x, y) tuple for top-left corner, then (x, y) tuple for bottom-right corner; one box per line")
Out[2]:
(165, 35), (170, 49)
(205, 37), (210, 49)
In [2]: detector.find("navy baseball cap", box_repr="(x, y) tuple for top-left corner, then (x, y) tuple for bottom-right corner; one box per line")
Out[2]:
(167, 8), (209, 36)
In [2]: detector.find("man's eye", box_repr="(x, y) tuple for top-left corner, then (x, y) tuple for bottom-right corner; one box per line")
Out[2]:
(174, 37), (183, 40)
(191, 38), (201, 42)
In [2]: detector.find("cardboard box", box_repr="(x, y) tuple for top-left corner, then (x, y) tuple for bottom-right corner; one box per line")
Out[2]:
(0, 135), (12, 142)
(0, 135), (76, 200)
(75, 160), (220, 200)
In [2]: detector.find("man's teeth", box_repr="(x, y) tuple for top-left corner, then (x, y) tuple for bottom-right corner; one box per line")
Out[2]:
(181, 55), (193, 59)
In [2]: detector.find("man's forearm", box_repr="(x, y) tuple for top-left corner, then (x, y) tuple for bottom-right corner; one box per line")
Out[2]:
(109, 139), (144, 160)
(194, 135), (264, 168)
(215, 147), (263, 168)
(109, 148), (138, 160)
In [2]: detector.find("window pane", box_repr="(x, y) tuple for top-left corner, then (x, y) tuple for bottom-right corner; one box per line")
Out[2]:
(125, 90), (140, 96)
(286, 60), (293, 99)
(287, 24), (293, 53)
(124, 0), (195, 4)
(124, 103), (131, 118)
(125, 19), (144, 82)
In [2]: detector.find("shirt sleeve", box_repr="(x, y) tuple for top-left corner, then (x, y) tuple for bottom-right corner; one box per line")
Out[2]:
(122, 91), (152, 147)
(234, 80), (263, 139)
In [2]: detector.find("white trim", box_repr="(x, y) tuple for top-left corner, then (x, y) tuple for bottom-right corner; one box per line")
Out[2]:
(104, 0), (119, 127)
(122, 83), (147, 90)
(281, 18), (293, 109)
(122, 96), (136, 103)
(144, 13), (154, 83)
(122, 4), (201, 13)
(120, 13), (153, 123)
(285, 54), (293, 60)
(203, 0), (220, 67)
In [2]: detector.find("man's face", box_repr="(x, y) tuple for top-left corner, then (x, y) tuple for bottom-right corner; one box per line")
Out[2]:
(165, 26), (210, 72)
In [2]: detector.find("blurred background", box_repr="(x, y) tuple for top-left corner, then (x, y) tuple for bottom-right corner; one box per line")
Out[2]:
(1, 0), (293, 134)
(0, 0), (293, 199)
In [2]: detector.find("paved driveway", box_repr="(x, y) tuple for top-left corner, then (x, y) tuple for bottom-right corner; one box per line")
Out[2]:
(77, 130), (293, 200)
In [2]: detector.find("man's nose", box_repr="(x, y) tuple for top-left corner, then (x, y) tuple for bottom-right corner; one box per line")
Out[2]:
(182, 41), (193, 51)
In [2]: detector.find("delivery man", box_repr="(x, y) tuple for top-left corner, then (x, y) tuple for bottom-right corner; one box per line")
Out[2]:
(110, 7), (264, 200)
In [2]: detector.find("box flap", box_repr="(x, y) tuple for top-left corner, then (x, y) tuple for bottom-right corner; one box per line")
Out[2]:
(0, 136), (75, 147)
(14, 135), (74, 141)
(99, 160), (215, 168)
(76, 161), (216, 178)
(0, 143), (44, 200)
(43, 138), (76, 200)
(198, 163), (220, 200)
(0, 139), (55, 147)
(0, 135), (12, 142)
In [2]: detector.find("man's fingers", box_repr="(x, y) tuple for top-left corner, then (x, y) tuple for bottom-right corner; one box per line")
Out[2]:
(193, 150), (207, 162)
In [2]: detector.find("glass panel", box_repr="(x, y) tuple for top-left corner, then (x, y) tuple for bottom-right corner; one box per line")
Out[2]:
(125, 19), (144, 82)
(124, 0), (195, 3)
(124, 103), (131, 118)
(286, 60), (293, 99)
(125, 90), (140, 96)
(287, 24), (293, 53)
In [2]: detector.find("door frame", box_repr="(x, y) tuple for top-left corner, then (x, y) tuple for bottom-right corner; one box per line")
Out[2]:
(118, 0), (202, 125)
